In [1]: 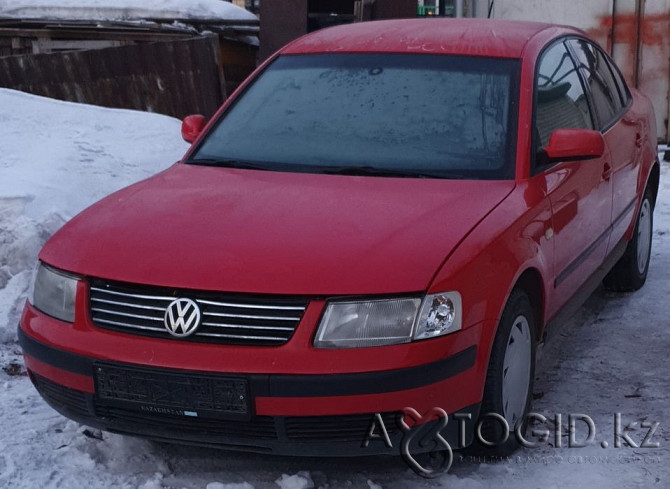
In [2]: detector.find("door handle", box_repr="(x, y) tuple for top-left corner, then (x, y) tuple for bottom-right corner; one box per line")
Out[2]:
(602, 162), (612, 181)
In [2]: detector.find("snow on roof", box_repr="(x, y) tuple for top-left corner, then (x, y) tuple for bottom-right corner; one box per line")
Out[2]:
(0, 0), (258, 23)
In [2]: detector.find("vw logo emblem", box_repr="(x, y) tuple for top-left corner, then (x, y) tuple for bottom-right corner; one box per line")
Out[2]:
(164, 298), (201, 337)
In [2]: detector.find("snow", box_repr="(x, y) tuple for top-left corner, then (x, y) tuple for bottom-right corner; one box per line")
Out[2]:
(275, 472), (314, 489)
(0, 88), (187, 343)
(207, 483), (256, 489)
(0, 88), (669, 488)
(0, 0), (258, 22)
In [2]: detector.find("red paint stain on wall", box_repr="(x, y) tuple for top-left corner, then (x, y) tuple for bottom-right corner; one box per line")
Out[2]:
(587, 11), (669, 140)
(586, 13), (669, 49)
(586, 13), (670, 82)
(587, 12), (670, 45)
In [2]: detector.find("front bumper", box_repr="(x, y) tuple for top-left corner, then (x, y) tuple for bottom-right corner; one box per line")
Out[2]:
(19, 295), (491, 456)
(28, 368), (480, 456)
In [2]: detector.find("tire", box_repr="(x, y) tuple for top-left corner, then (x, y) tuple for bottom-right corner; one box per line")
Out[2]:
(468, 289), (536, 456)
(603, 189), (654, 292)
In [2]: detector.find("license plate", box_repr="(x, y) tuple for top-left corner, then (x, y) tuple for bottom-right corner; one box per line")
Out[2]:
(94, 364), (250, 420)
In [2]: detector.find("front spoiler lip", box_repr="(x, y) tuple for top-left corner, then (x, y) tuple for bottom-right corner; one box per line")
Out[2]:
(18, 326), (477, 398)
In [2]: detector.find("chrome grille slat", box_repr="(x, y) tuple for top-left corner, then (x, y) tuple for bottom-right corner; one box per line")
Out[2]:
(90, 286), (175, 302)
(89, 279), (308, 346)
(91, 307), (163, 322)
(202, 311), (300, 321)
(91, 297), (166, 312)
(196, 332), (287, 341)
(197, 299), (305, 311)
(94, 318), (166, 332)
(201, 321), (294, 331)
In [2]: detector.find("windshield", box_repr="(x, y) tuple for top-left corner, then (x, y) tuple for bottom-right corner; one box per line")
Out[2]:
(190, 54), (520, 179)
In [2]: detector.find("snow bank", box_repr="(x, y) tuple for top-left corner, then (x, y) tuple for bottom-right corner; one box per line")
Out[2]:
(0, 0), (258, 22)
(275, 472), (314, 489)
(0, 88), (188, 342)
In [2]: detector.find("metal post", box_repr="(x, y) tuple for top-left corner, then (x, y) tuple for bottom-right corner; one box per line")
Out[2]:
(633, 0), (644, 88)
(609, 0), (617, 57)
(455, 0), (464, 17)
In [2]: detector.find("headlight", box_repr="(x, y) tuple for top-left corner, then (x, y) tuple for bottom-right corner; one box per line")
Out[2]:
(314, 291), (462, 349)
(413, 292), (462, 340)
(29, 262), (79, 323)
(314, 298), (421, 349)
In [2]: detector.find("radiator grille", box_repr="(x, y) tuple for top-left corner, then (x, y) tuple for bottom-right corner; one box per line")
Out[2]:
(89, 279), (308, 345)
(285, 412), (400, 441)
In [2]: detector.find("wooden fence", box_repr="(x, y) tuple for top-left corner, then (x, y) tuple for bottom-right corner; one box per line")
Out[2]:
(0, 34), (227, 119)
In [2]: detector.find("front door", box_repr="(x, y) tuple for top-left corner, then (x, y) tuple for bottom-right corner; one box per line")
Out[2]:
(533, 39), (613, 314)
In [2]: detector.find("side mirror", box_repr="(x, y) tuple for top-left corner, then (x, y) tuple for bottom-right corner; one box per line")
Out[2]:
(181, 114), (207, 143)
(542, 129), (605, 162)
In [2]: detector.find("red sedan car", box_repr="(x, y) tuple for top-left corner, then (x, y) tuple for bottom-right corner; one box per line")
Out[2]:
(20, 19), (658, 456)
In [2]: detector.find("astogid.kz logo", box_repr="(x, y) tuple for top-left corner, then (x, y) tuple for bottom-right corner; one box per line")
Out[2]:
(362, 409), (662, 479)
(362, 407), (453, 478)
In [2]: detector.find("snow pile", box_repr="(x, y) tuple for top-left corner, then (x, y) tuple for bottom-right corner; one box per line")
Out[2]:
(275, 472), (314, 489)
(0, 0), (258, 22)
(0, 88), (188, 343)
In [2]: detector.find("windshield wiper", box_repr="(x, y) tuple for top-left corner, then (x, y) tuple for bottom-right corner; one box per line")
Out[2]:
(185, 158), (273, 171)
(186, 159), (469, 180)
(317, 165), (468, 179)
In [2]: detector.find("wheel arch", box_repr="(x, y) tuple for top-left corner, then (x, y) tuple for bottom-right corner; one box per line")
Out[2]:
(508, 267), (545, 344)
(647, 161), (660, 208)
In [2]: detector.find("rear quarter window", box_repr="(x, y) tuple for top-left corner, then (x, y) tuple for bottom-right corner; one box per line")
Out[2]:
(568, 39), (624, 129)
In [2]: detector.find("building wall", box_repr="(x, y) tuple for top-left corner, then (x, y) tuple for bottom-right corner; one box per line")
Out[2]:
(260, 0), (309, 60)
(636, 0), (670, 142)
(260, 0), (417, 60)
(478, 0), (670, 141)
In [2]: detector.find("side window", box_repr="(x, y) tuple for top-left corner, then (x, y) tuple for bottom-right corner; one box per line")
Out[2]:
(568, 39), (622, 128)
(535, 41), (593, 149)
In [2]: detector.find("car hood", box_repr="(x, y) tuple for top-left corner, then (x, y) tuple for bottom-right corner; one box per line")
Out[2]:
(41, 164), (515, 295)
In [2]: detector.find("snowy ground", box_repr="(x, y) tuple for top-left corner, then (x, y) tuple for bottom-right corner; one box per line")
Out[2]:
(0, 88), (668, 488)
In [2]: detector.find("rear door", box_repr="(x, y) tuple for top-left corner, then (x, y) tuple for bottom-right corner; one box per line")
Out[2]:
(567, 39), (641, 253)
(533, 40), (613, 311)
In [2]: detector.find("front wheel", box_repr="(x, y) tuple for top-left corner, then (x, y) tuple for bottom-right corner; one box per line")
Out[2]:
(469, 289), (536, 455)
(603, 191), (654, 292)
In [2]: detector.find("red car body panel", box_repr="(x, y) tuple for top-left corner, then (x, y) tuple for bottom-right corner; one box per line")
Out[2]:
(281, 18), (550, 58)
(40, 165), (515, 296)
(19, 18), (659, 455)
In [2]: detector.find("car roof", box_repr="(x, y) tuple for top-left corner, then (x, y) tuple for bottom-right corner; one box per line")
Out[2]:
(281, 18), (579, 59)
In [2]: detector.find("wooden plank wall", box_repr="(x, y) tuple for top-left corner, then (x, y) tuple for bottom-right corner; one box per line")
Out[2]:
(0, 35), (226, 119)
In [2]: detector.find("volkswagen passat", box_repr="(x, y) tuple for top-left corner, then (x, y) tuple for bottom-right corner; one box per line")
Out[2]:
(20, 19), (659, 456)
